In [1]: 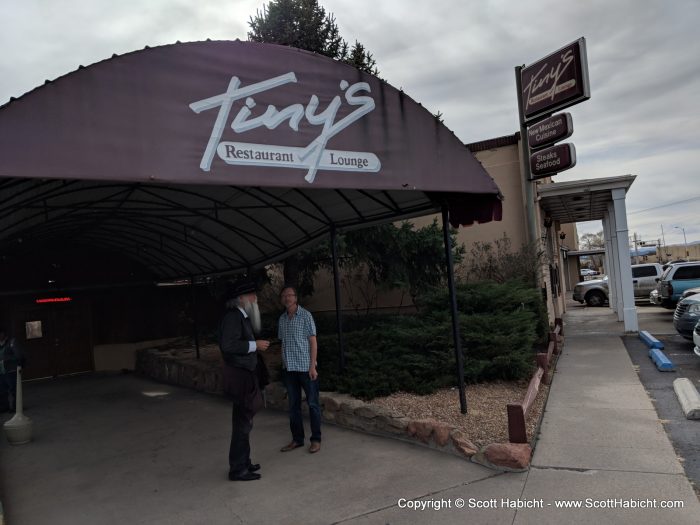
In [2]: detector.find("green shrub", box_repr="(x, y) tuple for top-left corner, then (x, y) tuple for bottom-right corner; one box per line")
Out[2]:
(313, 281), (545, 399)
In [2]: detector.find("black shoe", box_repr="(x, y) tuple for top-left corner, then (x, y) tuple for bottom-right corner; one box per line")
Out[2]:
(248, 463), (261, 473)
(229, 471), (261, 481)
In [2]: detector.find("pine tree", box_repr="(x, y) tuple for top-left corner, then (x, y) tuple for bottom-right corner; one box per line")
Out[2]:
(248, 0), (379, 75)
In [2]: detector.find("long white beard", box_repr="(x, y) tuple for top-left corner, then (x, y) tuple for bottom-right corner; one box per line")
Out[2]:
(242, 299), (262, 334)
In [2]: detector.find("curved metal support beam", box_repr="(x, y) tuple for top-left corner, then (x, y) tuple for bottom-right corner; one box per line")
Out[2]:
(70, 234), (183, 277)
(136, 186), (276, 258)
(334, 189), (365, 221)
(138, 185), (289, 249)
(291, 188), (333, 224)
(29, 221), (208, 275)
(356, 189), (401, 214)
(235, 187), (313, 238)
(2, 210), (226, 270)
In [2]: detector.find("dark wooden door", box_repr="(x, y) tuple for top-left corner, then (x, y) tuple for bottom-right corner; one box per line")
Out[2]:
(13, 302), (93, 380)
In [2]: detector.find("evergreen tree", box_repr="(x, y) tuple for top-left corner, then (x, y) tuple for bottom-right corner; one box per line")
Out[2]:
(248, 0), (378, 75)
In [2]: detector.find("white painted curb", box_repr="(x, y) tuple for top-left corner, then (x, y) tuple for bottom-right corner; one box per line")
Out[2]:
(673, 378), (700, 420)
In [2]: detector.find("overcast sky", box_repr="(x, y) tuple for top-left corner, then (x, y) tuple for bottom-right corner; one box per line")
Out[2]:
(1, 0), (698, 247)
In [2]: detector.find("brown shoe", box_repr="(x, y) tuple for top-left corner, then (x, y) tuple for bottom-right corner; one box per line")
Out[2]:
(309, 441), (321, 454)
(280, 441), (304, 452)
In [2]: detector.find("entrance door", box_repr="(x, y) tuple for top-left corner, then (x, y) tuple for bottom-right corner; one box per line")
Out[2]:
(13, 301), (93, 380)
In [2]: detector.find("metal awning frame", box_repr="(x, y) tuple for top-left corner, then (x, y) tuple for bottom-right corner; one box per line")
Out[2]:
(0, 177), (450, 281)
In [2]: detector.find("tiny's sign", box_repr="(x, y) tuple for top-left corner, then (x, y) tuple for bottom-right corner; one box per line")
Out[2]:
(190, 73), (380, 184)
(527, 113), (573, 150)
(529, 143), (576, 179)
(520, 38), (590, 122)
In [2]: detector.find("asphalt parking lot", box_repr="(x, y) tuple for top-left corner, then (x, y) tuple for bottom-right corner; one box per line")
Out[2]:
(623, 304), (700, 493)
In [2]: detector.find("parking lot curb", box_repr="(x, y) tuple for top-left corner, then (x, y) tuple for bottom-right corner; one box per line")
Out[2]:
(673, 378), (700, 419)
(640, 330), (665, 349)
(649, 348), (675, 371)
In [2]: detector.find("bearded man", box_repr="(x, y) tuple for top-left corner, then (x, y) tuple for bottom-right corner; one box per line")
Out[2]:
(219, 278), (270, 481)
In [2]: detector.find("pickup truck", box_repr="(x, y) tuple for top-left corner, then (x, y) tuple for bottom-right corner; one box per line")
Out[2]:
(573, 263), (663, 307)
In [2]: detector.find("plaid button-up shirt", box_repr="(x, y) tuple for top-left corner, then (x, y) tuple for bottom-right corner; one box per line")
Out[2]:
(278, 305), (317, 372)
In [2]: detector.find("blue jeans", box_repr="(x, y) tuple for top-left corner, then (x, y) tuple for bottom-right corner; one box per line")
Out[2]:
(284, 370), (321, 444)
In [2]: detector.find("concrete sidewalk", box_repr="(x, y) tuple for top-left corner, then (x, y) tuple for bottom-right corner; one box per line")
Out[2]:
(1, 304), (699, 524)
(520, 303), (699, 524)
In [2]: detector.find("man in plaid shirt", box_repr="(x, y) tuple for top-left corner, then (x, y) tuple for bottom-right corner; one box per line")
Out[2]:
(277, 285), (321, 453)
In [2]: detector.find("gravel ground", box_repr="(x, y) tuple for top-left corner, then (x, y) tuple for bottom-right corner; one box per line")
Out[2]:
(173, 344), (550, 447)
(369, 380), (550, 447)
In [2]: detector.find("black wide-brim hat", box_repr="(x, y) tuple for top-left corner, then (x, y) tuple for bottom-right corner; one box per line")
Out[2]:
(225, 278), (257, 300)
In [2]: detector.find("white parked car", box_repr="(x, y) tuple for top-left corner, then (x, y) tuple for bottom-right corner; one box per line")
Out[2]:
(574, 263), (663, 307)
(580, 268), (598, 276)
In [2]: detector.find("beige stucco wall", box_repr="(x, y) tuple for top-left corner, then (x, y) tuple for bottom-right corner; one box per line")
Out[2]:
(93, 337), (183, 371)
(649, 244), (700, 264)
(559, 223), (579, 250)
(302, 138), (574, 329)
(470, 145), (529, 247)
(411, 143), (528, 250)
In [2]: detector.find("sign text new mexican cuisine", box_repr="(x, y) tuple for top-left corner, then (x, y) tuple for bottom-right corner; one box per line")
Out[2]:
(520, 38), (590, 123)
(190, 72), (381, 184)
(529, 143), (576, 179)
(527, 113), (573, 150)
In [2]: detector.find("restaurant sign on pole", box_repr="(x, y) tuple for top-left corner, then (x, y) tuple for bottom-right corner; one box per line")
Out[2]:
(515, 37), (589, 240)
(520, 38), (590, 123)
(527, 112), (573, 150)
(530, 143), (576, 180)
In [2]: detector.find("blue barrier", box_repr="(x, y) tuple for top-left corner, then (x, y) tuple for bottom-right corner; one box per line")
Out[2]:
(649, 348), (675, 371)
(640, 330), (664, 349)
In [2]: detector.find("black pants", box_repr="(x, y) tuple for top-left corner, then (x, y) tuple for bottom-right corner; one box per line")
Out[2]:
(0, 371), (16, 412)
(226, 366), (261, 474)
(229, 402), (254, 474)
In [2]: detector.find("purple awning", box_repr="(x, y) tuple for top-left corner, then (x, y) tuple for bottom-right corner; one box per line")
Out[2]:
(0, 41), (502, 279)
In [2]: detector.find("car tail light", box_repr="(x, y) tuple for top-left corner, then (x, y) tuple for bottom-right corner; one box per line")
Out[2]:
(667, 283), (674, 296)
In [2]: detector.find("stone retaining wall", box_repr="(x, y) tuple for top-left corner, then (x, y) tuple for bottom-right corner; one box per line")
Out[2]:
(263, 382), (484, 462)
(135, 344), (226, 394)
(135, 346), (531, 471)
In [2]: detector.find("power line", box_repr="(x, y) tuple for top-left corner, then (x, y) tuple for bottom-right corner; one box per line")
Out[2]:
(629, 195), (700, 215)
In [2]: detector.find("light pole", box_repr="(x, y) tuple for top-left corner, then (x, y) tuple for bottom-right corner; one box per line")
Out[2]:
(675, 226), (689, 261)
